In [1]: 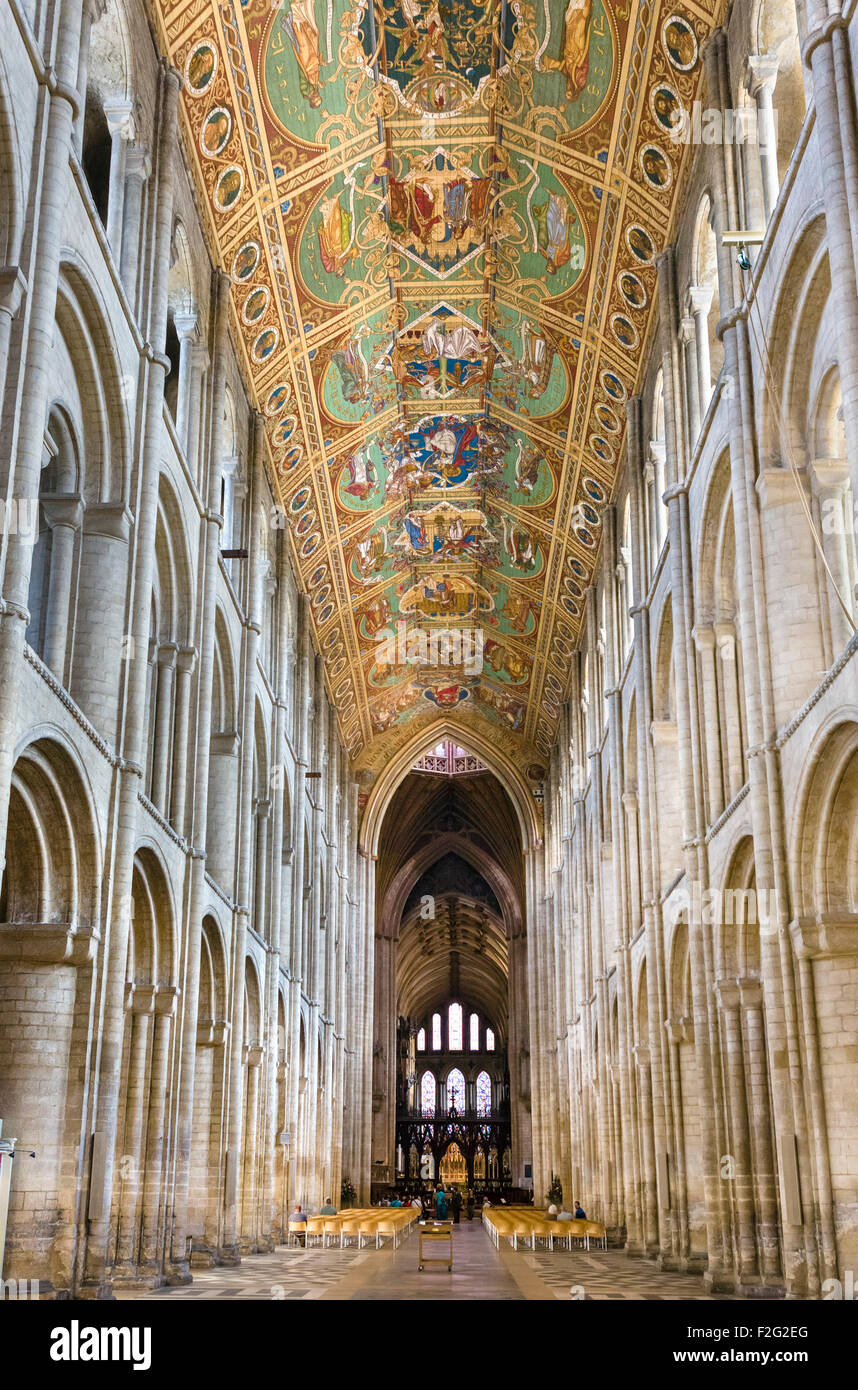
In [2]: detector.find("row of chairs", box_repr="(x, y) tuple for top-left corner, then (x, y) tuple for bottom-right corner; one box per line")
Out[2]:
(483, 1206), (607, 1252)
(287, 1206), (420, 1250)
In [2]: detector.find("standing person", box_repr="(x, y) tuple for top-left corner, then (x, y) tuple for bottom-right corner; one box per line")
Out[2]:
(450, 1188), (462, 1224)
(466, 1188), (474, 1221)
(435, 1186), (448, 1221)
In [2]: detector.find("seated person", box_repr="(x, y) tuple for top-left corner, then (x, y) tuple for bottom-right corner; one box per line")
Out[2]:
(320, 1196), (337, 1215)
(574, 1201), (587, 1219)
(557, 1208), (573, 1221)
(289, 1203), (308, 1246)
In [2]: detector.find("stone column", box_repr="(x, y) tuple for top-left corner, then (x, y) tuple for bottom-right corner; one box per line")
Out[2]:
(810, 460), (854, 655)
(714, 622), (744, 801)
(74, 0), (106, 154)
(657, 244), (733, 1287)
(103, 99), (134, 256)
(119, 144), (150, 309)
(626, 394), (675, 1262)
(113, 994), (152, 1277)
(633, 1044), (659, 1253)
(40, 496), (83, 680)
(167, 271), (232, 1283)
(649, 440), (667, 553)
(746, 55), (781, 223)
(714, 978), (758, 1283)
(139, 991), (177, 1273)
(680, 314), (701, 448)
(0, 0), (85, 877)
(688, 285), (714, 418)
(149, 641), (177, 813)
(169, 646), (196, 836)
(739, 977), (780, 1281)
(81, 62), (182, 1296)
(186, 344), (209, 486)
(0, 267), (27, 413)
(704, 27), (822, 1294)
(253, 799), (271, 935)
(173, 308), (199, 453)
(802, 9), (858, 518)
(693, 626), (724, 822)
(222, 415), (265, 1258)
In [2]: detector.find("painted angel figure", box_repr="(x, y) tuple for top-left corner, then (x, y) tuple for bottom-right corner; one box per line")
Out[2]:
(283, 0), (324, 107)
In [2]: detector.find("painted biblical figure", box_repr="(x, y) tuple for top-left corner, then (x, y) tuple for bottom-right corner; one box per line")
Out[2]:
(283, 0), (324, 106)
(317, 194), (359, 277)
(542, 0), (594, 100)
(533, 192), (574, 274)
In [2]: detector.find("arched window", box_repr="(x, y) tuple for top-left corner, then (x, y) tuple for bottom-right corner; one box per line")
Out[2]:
(476, 1070), (492, 1118)
(447, 1068), (465, 1114)
(486, 1028), (495, 1052)
(416, 1027), (426, 1051)
(469, 1012), (479, 1050)
(420, 1071), (436, 1117)
(448, 1002), (463, 1050)
(431, 1012), (441, 1050)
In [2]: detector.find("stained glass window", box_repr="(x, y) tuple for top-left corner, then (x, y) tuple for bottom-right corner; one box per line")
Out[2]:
(448, 1002), (463, 1050)
(447, 1068), (466, 1113)
(432, 1013), (441, 1050)
(486, 1027), (495, 1051)
(420, 1071), (436, 1117)
(476, 1070), (492, 1117)
(416, 1028), (425, 1051)
(469, 1012), (480, 1050)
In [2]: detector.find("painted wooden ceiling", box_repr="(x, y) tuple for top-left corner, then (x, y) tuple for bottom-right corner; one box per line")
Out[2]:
(154, 0), (721, 784)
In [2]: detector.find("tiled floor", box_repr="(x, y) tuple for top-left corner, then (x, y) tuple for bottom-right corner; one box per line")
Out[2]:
(116, 1221), (747, 1301)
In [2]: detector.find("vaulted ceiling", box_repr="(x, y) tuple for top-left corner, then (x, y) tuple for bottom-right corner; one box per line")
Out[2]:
(154, 0), (721, 787)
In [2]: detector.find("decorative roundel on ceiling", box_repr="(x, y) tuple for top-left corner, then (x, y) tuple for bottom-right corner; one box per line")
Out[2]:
(575, 525), (596, 548)
(591, 435), (616, 464)
(618, 271), (647, 312)
(583, 477), (607, 504)
(600, 370), (627, 404)
(242, 285), (269, 324)
(640, 144), (672, 191)
(594, 402), (620, 433)
(232, 240), (260, 283)
(214, 165), (244, 212)
(568, 556), (587, 578)
(662, 14), (699, 71)
(309, 564), (328, 590)
(185, 40), (218, 96)
(252, 327), (279, 362)
(290, 485), (311, 512)
(200, 106), (232, 158)
(265, 382), (291, 415)
(650, 83), (683, 135)
(611, 315), (639, 352)
(625, 224), (655, 266)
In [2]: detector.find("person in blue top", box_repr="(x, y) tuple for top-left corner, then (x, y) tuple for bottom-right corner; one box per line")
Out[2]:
(574, 1200), (587, 1219)
(390, 1193), (403, 1207)
(435, 1186), (448, 1220)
